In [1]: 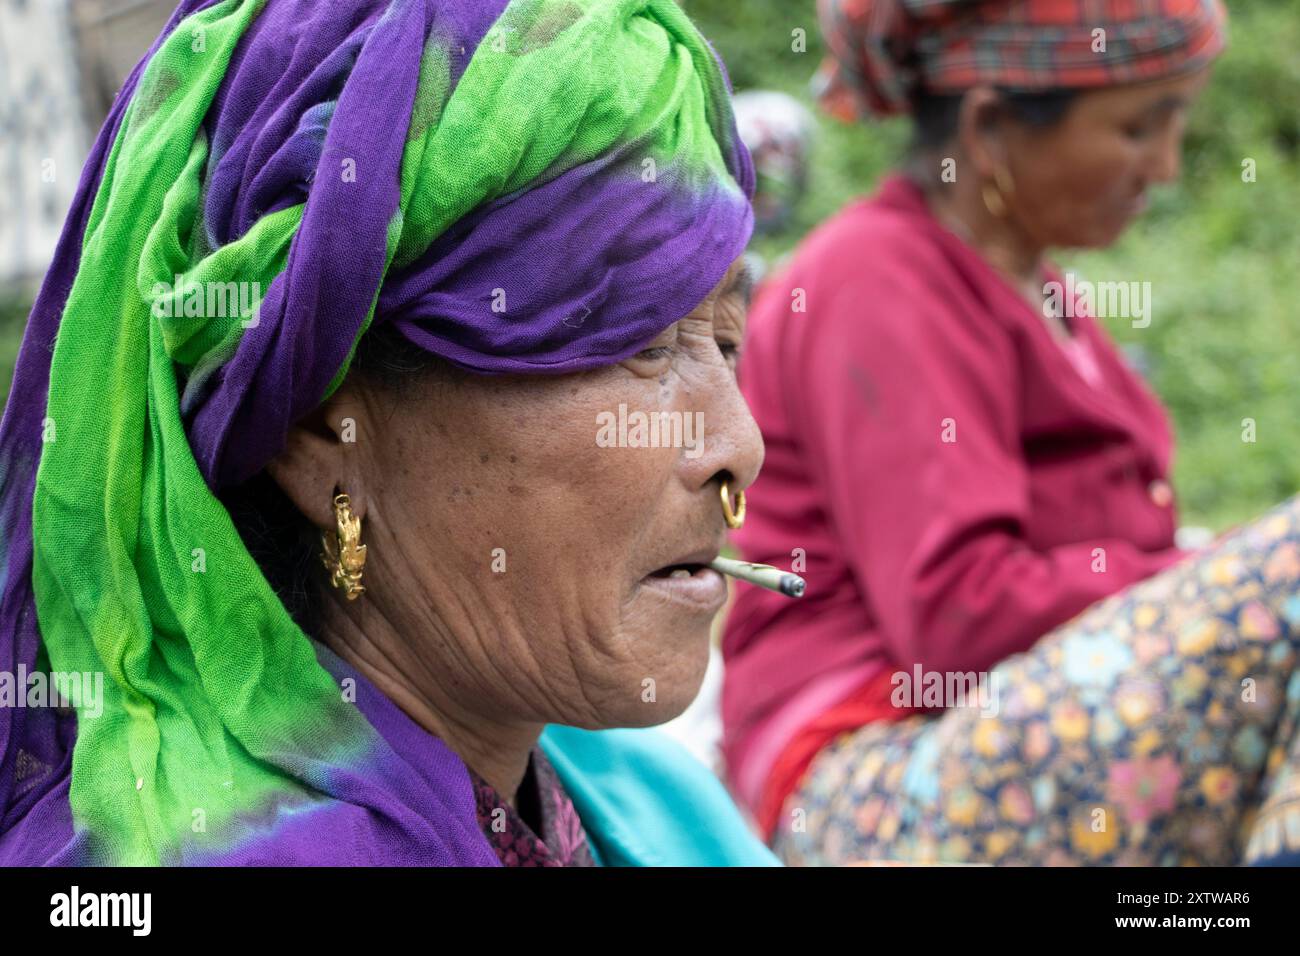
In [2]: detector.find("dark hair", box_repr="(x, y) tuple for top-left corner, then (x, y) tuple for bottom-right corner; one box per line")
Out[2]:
(218, 323), (449, 637)
(910, 87), (1079, 153)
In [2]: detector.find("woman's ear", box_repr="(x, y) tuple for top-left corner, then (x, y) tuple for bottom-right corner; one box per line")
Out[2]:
(265, 393), (365, 532)
(957, 85), (1007, 180)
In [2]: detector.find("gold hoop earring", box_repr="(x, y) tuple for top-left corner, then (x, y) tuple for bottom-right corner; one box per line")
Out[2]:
(321, 492), (367, 600)
(995, 165), (1015, 196)
(720, 481), (746, 530)
(982, 181), (1006, 217)
(982, 166), (1015, 218)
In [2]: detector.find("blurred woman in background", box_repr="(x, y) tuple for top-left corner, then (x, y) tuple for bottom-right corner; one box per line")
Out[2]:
(723, 0), (1300, 865)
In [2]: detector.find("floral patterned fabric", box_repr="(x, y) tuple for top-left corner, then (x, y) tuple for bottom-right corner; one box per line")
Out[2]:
(469, 746), (596, 867)
(772, 494), (1300, 866)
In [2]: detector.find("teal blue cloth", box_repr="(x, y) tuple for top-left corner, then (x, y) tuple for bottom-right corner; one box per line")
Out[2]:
(539, 724), (781, 867)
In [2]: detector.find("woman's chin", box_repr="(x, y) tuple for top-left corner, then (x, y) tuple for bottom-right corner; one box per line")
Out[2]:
(1094, 210), (1143, 248)
(603, 690), (703, 729)
(590, 643), (712, 728)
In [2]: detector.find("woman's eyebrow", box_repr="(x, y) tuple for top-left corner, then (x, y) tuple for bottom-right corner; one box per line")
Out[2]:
(1147, 94), (1189, 117)
(728, 261), (756, 307)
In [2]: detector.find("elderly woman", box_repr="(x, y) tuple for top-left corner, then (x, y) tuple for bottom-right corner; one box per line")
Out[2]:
(0, 0), (777, 866)
(725, 0), (1300, 866)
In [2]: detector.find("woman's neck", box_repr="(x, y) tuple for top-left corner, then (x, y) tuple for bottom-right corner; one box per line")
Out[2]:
(910, 168), (1048, 305)
(317, 604), (541, 810)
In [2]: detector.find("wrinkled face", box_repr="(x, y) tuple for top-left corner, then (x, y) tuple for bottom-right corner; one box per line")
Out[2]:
(333, 256), (762, 730)
(1001, 66), (1212, 249)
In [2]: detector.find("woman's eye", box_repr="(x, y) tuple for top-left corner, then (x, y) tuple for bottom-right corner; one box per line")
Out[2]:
(1123, 113), (1169, 142)
(636, 346), (675, 361)
(719, 342), (741, 364)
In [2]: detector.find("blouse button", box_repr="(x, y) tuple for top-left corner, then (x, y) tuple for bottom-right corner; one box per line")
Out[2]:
(1148, 479), (1173, 508)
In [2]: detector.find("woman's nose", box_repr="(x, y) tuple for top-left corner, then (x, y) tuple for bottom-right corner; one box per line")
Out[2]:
(685, 367), (765, 495)
(1148, 124), (1185, 184)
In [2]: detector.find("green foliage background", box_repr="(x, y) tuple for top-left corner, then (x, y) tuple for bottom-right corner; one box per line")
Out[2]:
(2, 2), (1296, 530)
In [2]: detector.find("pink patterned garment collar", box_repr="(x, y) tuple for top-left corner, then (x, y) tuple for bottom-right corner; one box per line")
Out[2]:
(469, 747), (595, 867)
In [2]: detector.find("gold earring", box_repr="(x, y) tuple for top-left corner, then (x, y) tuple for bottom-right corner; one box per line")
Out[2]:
(720, 481), (746, 530)
(321, 492), (367, 600)
(995, 165), (1016, 196)
(982, 166), (1015, 218)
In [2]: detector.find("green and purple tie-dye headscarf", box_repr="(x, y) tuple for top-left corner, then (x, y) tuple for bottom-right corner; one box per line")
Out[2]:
(0, 0), (753, 865)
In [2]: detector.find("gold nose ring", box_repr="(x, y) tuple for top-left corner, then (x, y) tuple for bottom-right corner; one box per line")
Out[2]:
(720, 481), (746, 530)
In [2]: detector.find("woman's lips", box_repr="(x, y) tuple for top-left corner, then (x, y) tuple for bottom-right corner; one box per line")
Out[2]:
(1125, 192), (1149, 216)
(638, 565), (727, 612)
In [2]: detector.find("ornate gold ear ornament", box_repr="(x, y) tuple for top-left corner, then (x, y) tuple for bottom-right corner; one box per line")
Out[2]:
(321, 492), (367, 600)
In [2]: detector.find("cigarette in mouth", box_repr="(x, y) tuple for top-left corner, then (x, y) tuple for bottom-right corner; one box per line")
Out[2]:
(708, 556), (806, 599)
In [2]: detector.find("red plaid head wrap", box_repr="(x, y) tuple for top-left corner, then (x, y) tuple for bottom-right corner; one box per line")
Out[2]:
(815, 0), (1228, 120)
